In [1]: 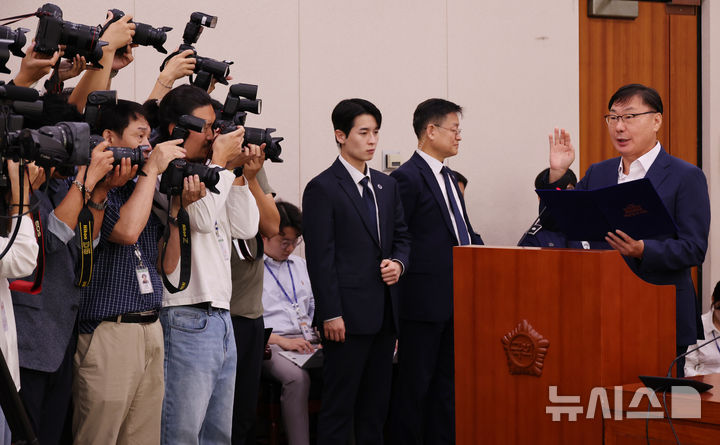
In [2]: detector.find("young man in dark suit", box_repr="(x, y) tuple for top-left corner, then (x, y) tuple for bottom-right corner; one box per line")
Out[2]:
(544, 84), (710, 377)
(390, 98), (483, 445)
(302, 98), (410, 445)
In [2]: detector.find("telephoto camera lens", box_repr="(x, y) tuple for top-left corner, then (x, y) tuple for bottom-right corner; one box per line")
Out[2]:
(0, 25), (28, 57)
(133, 23), (172, 53)
(15, 121), (91, 167)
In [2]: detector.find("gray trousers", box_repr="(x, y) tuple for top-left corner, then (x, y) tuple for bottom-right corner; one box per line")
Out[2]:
(263, 344), (311, 445)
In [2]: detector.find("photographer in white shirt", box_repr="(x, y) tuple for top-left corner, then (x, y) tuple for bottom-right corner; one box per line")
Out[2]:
(0, 161), (41, 445)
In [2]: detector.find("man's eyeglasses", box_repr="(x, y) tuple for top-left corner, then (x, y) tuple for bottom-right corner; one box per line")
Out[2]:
(278, 236), (302, 249)
(604, 111), (658, 126)
(431, 124), (462, 136)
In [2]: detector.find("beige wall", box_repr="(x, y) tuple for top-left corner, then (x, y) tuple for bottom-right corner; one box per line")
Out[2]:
(702, 0), (719, 310)
(3, 0), (580, 248)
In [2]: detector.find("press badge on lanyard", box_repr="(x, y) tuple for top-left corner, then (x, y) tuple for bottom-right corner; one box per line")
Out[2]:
(264, 261), (314, 341)
(215, 222), (230, 261)
(134, 245), (154, 295)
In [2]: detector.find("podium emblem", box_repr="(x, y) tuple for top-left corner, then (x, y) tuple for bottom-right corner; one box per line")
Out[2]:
(501, 319), (550, 377)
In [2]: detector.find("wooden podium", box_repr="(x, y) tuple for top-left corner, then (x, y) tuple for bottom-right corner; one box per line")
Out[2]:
(454, 246), (676, 444)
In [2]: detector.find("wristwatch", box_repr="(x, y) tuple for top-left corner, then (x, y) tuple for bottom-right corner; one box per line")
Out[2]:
(87, 198), (108, 211)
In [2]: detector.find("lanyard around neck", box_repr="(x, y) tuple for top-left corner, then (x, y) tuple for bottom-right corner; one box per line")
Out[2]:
(264, 260), (297, 306)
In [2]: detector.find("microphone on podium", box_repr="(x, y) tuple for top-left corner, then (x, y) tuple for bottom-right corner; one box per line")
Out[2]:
(639, 335), (719, 393)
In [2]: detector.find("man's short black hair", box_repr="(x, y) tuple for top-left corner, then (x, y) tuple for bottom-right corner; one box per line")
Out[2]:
(413, 98), (463, 139)
(98, 99), (148, 136)
(608, 84), (663, 114)
(331, 98), (382, 146)
(453, 170), (468, 188)
(535, 168), (577, 190)
(277, 201), (302, 236)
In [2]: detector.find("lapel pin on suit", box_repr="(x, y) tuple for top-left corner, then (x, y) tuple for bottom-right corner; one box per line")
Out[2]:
(377, 184), (383, 190)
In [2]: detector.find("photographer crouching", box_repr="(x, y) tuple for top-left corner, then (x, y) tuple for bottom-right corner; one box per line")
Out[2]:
(147, 84), (259, 444)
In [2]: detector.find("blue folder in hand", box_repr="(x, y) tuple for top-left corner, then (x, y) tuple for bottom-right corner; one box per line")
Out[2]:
(535, 178), (678, 241)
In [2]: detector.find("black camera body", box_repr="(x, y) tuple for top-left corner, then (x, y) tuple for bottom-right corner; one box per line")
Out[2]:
(159, 114), (221, 196)
(159, 159), (221, 196)
(33, 3), (108, 69)
(105, 9), (172, 54)
(88, 134), (146, 170)
(0, 25), (29, 74)
(170, 114), (205, 144)
(5, 121), (91, 168)
(160, 12), (231, 91)
(84, 90), (117, 133)
(214, 121), (283, 163)
(214, 83), (282, 163)
(0, 85), (88, 188)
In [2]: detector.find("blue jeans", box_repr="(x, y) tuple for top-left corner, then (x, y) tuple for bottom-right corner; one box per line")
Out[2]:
(160, 306), (237, 445)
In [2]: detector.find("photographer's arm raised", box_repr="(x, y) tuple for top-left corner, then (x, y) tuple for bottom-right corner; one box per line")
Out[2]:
(12, 42), (60, 88)
(108, 140), (184, 244)
(52, 142), (114, 241)
(67, 13), (135, 113)
(240, 146), (279, 238)
(184, 128), (245, 233)
(147, 49), (195, 102)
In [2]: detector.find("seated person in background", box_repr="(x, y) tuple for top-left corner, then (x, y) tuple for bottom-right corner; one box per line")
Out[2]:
(684, 281), (720, 377)
(518, 167), (582, 248)
(262, 201), (317, 445)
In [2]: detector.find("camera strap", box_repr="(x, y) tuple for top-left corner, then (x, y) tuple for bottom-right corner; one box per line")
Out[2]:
(8, 195), (45, 294)
(74, 206), (94, 287)
(8, 169), (46, 294)
(160, 195), (191, 293)
(74, 172), (94, 287)
(0, 12), (38, 26)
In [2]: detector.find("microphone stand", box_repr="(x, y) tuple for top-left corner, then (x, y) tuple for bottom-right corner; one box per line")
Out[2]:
(638, 335), (720, 393)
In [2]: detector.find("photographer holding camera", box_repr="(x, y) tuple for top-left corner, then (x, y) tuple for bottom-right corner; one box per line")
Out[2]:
(11, 136), (118, 445)
(66, 11), (135, 114)
(148, 84), (260, 445)
(72, 99), (187, 445)
(147, 48), (196, 102)
(0, 160), (41, 445)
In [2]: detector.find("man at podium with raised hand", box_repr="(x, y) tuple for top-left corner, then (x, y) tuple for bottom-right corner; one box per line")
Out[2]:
(541, 83), (710, 377)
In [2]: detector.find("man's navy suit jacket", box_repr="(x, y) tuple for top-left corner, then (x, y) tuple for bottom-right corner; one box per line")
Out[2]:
(390, 152), (483, 323)
(302, 158), (411, 335)
(574, 148), (710, 346)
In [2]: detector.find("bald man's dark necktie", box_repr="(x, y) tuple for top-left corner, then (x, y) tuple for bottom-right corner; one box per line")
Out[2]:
(442, 166), (470, 245)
